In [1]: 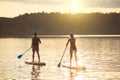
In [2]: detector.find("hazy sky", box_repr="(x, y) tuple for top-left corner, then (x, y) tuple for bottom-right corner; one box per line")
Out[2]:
(0, 0), (120, 17)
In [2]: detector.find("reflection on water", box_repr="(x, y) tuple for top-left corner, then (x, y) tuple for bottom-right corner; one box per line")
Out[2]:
(0, 37), (120, 80)
(69, 70), (78, 80)
(31, 65), (40, 80)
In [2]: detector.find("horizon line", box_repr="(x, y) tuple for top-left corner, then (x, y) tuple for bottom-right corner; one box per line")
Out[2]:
(1, 11), (120, 18)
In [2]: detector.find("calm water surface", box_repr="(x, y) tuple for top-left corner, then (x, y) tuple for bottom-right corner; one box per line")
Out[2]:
(0, 37), (120, 80)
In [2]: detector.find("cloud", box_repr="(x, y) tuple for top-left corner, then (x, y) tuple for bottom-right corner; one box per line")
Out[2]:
(0, 0), (120, 8)
(0, 0), (66, 5)
(79, 0), (120, 8)
(93, 0), (120, 8)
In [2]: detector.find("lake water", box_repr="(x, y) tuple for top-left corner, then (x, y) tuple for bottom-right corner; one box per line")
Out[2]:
(0, 36), (120, 80)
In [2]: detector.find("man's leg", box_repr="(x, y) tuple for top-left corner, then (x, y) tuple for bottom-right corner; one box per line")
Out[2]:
(37, 51), (40, 62)
(32, 51), (35, 62)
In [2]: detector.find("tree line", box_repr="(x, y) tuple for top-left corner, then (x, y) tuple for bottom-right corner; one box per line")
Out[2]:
(0, 12), (120, 37)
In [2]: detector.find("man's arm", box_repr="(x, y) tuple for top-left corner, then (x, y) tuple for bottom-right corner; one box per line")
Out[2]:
(39, 38), (41, 44)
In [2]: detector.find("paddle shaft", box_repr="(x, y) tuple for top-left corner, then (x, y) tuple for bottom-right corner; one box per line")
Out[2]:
(22, 47), (31, 55)
(59, 46), (67, 64)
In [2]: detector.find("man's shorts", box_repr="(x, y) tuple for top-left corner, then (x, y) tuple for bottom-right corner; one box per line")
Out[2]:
(32, 46), (39, 51)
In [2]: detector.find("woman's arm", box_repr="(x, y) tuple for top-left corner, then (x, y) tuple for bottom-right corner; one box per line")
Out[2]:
(66, 39), (70, 46)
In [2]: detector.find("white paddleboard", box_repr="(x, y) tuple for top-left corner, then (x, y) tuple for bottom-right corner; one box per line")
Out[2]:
(25, 61), (46, 66)
(62, 63), (86, 71)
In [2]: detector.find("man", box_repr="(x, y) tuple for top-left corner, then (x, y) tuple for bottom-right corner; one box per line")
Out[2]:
(31, 32), (41, 62)
(66, 33), (78, 67)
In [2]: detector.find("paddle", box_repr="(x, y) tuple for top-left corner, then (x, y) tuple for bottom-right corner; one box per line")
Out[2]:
(57, 45), (67, 67)
(17, 47), (31, 59)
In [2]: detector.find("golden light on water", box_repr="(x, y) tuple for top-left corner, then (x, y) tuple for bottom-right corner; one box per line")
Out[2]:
(65, 51), (87, 66)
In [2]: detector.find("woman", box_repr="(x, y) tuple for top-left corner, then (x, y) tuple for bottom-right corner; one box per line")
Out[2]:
(66, 33), (77, 67)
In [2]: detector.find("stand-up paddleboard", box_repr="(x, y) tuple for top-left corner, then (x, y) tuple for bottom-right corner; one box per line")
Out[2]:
(62, 63), (86, 71)
(25, 61), (46, 66)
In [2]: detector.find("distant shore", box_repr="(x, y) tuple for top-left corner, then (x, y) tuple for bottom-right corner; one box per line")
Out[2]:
(0, 35), (120, 38)
(1, 13), (120, 36)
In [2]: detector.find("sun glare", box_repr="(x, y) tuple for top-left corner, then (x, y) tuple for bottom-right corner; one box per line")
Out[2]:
(70, 0), (79, 13)
(71, 1), (78, 8)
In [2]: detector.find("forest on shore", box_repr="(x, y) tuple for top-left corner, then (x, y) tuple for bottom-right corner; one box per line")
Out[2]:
(0, 12), (120, 37)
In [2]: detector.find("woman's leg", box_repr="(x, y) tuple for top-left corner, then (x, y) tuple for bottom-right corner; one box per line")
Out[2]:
(74, 50), (78, 67)
(70, 48), (73, 67)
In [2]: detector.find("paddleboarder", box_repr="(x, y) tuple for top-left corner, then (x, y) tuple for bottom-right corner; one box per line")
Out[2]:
(31, 32), (41, 62)
(66, 33), (78, 67)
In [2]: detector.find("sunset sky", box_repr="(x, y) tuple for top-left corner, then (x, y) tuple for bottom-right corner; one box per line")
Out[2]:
(0, 0), (120, 17)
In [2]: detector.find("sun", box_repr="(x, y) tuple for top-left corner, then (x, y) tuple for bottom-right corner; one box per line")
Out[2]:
(70, 0), (79, 13)
(71, 1), (79, 8)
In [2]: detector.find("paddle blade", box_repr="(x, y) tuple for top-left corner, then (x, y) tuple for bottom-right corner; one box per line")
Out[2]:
(57, 62), (61, 67)
(17, 54), (23, 59)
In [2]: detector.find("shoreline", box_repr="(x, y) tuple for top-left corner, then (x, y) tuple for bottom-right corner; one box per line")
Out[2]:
(0, 35), (120, 38)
